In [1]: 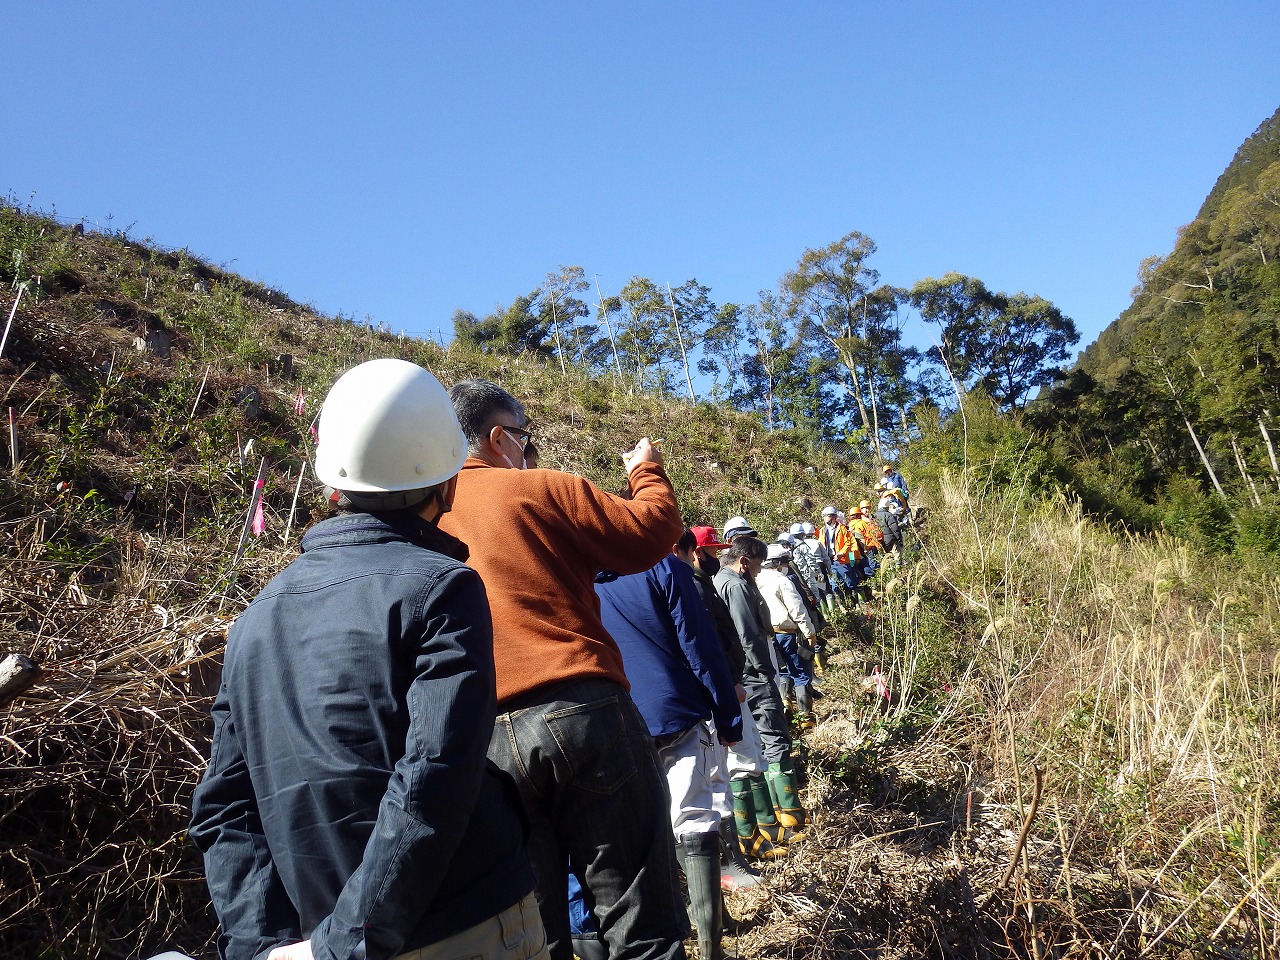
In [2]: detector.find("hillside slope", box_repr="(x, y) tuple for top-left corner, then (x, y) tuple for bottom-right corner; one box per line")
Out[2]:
(3, 204), (1277, 960)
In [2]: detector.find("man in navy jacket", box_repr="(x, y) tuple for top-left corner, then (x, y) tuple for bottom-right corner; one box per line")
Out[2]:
(189, 360), (541, 960)
(595, 546), (742, 960)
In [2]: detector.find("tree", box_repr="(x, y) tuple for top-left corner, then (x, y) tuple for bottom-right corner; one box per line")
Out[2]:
(781, 231), (880, 436)
(451, 266), (597, 369)
(698, 302), (748, 402)
(909, 272), (1079, 409)
(606, 276), (717, 396)
(451, 292), (551, 356)
(781, 233), (922, 456)
(542, 265), (592, 370)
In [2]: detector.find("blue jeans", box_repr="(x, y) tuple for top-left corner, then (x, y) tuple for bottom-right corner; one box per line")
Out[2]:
(831, 561), (858, 592)
(774, 633), (813, 687)
(488, 678), (688, 960)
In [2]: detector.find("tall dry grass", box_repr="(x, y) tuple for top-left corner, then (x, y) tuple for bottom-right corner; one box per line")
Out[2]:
(867, 467), (1280, 955)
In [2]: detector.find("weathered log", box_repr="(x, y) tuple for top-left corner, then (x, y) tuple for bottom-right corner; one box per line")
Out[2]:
(0, 653), (40, 707)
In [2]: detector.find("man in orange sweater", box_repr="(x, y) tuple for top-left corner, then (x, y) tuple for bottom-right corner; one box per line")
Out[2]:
(440, 379), (688, 960)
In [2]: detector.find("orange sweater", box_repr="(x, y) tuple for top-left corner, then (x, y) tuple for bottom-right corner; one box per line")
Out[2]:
(439, 458), (683, 705)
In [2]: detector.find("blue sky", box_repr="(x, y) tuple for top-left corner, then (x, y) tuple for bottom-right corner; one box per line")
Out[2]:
(5, 3), (1278, 357)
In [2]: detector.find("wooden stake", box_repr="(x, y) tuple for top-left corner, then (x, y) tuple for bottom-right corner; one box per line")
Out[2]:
(7, 407), (16, 468)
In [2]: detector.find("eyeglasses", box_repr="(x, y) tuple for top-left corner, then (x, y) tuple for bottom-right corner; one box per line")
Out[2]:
(499, 425), (534, 454)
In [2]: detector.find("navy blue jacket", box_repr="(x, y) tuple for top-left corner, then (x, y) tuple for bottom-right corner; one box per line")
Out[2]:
(594, 556), (743, 742)
(189, 512), (534, 960)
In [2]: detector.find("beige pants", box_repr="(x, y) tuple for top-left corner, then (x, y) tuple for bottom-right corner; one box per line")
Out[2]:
(394, 893), (548, 960)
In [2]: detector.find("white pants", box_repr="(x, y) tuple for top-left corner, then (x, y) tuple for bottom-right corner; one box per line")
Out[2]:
(656, 721), (720, 838)
(724, 698), (764, 780)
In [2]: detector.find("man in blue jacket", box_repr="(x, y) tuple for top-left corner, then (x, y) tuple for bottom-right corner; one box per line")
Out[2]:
(189, 360), (542, 960)
(594, 541), (742, 960)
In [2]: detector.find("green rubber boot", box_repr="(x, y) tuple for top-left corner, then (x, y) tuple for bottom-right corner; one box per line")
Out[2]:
(676, 831), (726, 960)
(765, 761), (808, 836)
(732, 777), (786, 860)
(748, 773), (790, 844)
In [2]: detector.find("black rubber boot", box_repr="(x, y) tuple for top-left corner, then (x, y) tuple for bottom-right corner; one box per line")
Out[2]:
(717, 818), (760, 891)
(677, 831), (727, 960)
(795, 684), (815, 731)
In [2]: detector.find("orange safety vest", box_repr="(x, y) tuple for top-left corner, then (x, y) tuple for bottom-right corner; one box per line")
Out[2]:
(851, 516), (884, 551)
(821, 521), (859, 562)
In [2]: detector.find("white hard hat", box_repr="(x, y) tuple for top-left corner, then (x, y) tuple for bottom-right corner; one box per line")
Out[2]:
(314, 359), (467, 509)
(788, 522), (805, 537)
(765, 542), (790, 562)
(801, 521), (816, 536)
(723, 515), (756, 540)
(821, 505), (837, 517)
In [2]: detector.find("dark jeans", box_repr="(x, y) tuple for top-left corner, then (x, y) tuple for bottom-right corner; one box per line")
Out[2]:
(743, 676), (791, 765)
(488, 677), (688, 960)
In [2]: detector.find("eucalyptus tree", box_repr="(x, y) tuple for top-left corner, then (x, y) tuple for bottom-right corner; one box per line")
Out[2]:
(781, 232), (920, 456)
(909, 272), (1079, 410)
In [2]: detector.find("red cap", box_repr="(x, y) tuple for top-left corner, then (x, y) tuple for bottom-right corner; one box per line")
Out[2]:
(690, 525), (730, 550)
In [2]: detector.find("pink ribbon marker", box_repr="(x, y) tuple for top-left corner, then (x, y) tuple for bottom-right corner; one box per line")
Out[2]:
(251, 479), (266, 536)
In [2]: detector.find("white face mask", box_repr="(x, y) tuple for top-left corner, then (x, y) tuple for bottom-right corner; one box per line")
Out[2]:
(497, 427), (528, 470)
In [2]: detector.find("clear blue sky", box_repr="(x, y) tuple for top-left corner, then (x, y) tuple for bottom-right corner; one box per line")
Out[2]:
(6, 3), (1278, 356)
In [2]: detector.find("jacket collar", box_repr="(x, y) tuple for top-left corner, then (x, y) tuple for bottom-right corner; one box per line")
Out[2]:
(301, 511), (469, 562)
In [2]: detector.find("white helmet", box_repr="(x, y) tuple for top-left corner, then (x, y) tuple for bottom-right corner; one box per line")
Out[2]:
(765, 542), (790, 563)
(802, 521), (816, 536)
(821, 505), (837, 518)
(788, 522), (805, 537)
(314, 358), (467, 509)
(723, 515), (756, 540)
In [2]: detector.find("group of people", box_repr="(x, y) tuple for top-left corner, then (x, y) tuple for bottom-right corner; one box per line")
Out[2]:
(186, 359), (912, 960)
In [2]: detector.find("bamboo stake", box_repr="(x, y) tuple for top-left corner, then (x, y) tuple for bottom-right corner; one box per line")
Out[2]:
(547, 289), (568, 377)
(282, 463), (307, 545)
(230, 457), (268, 569)
(593, 275), (625, 384)
(665, 283), (697, 402)
(7, 407), (17, 468)
(1260, 417), (1280, 491)
(0, 281), (29, 361)
(188, 366), (211, 423)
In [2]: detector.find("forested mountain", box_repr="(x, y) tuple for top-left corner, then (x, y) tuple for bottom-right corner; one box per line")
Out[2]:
(1033, 105), (1280, 538)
